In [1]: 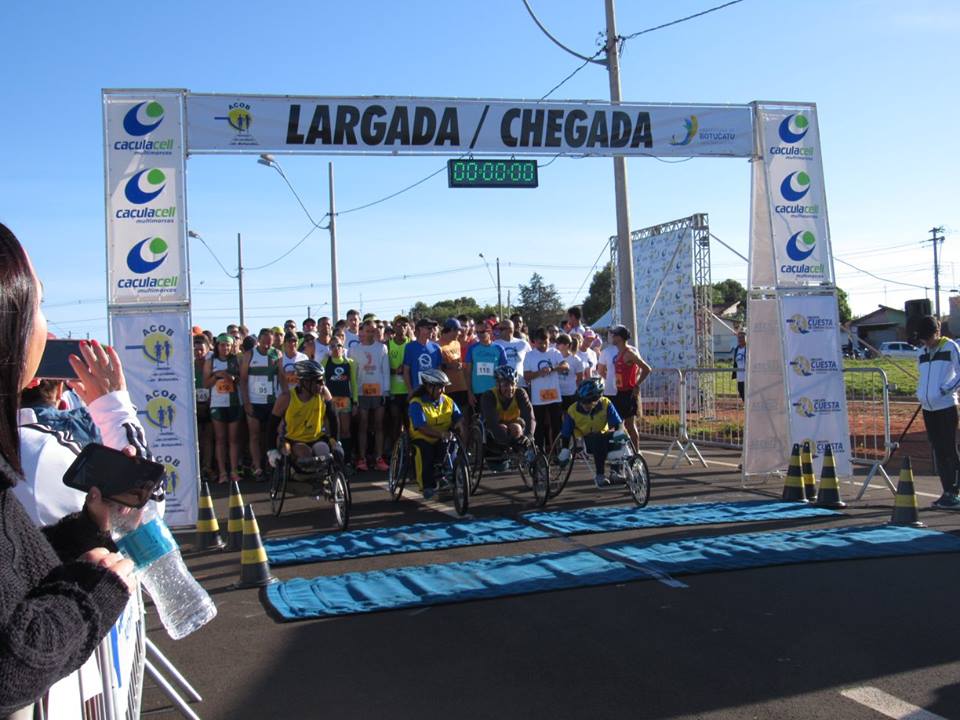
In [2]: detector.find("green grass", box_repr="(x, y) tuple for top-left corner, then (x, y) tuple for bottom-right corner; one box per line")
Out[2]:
(843, 357), (917, 398)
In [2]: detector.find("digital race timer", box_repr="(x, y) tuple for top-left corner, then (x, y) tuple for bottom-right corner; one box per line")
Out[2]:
(447, 159), (538, 188)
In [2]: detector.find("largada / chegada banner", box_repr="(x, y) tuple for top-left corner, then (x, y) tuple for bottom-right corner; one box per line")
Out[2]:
(185, 95), (754, 157)
(782, 294), (851, 477)
(104, 91), (198, 528)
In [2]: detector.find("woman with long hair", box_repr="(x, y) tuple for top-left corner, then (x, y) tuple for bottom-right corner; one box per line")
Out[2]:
(203, 333), (242, 483)
(0, 223), (136, 717)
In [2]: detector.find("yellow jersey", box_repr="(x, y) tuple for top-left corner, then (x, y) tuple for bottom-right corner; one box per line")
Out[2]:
(408, 394), (457, 443)
(284, 390), (326, 443)
(566, 397), (612, 437)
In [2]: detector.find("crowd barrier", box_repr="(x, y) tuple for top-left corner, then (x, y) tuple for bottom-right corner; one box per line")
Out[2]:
(637, 366), (894, 487)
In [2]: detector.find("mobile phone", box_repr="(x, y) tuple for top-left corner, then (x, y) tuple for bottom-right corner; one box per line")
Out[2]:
(35, 339), (83, 380)
(63, 443), (166, 508)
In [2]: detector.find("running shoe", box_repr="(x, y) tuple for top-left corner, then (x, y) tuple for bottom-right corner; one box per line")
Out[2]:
(355, 458), (368, 472)
(374, 457), (390, 472)
(594, 474), (606, 489)
(423, 487), (436, 500)
(934, 494), (960, 510)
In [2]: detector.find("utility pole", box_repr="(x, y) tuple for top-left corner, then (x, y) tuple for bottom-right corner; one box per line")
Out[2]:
(496, 257), (502, 320)
(307, 305), (311, 319)
(926, 226), (945, 318)
(604, 0), (637, 341)
(237, 232), (245, 328)
(329, 162), (340, 322)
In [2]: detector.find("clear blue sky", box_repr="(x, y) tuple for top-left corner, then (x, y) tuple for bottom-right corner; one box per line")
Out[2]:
(1, 0), (956, 338)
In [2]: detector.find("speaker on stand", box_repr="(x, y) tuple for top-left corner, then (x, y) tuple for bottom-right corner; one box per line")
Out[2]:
(904, 298), (932, 344)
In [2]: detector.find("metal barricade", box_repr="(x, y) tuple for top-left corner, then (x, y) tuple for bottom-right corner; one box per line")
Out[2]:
(843, 366), (896, 497)
(635, 368), (688, 466)
(682, 367), (744, 452)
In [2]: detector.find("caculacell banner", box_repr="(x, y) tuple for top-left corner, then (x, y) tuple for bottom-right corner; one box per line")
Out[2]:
(782, 294), (851, 477)
(185, 94), (754, 158)
(760, 105), (835, 287)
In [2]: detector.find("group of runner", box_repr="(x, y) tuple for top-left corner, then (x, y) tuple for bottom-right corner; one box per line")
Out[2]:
(191, 305), (651, 491)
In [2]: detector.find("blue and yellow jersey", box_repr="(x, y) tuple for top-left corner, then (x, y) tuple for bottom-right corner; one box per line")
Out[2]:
(408, 394), (462, 443)
(561, 397), (622, 438)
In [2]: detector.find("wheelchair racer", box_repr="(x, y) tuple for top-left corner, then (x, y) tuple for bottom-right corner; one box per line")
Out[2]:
(479, 365), (535, 457)
(266, 360), (343, 468)
(408, 368), (464, 499)
(557, 377), (628, 488)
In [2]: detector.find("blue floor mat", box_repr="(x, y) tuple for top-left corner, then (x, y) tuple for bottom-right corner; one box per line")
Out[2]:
(263, 525), (960, 621)
(265, 550), (639, 620)
(605, 525), (960, 576)
(263, 518), (553, 566)
(524, 500), (840, 535)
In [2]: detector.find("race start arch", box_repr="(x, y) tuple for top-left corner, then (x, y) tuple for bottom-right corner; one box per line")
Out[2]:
(103, 89), (848, 524)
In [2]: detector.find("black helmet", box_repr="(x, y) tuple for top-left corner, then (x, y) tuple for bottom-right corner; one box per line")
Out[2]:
(494, 365), (518, 384)
(294, 359), (324, 379)
(419, 368), (450, 387)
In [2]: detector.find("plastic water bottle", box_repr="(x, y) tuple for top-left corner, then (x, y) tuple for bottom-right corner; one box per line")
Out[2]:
(110, 503), (217, 639)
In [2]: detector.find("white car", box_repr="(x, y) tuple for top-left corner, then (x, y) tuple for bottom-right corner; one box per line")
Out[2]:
(879, 341), (918, 359)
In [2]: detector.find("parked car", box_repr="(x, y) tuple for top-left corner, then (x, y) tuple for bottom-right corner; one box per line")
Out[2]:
(879, 341), (918, 359)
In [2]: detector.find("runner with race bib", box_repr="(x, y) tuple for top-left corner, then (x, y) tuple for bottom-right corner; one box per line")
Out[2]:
(523, 327), (566, 453)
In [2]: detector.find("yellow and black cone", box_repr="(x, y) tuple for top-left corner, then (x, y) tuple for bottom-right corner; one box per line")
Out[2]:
(226, 481), (245, 551)
(889, 456), (924, 528)
(815, 445), (846, 509)
(782, 443), (807, 502)
(801, 441), (818, 501)
(195, 481), (225, 551)
(234, 505), (277, 589)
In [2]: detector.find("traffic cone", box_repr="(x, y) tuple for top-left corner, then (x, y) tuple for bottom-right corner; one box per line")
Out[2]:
(195, 481), (225, 550)
(815, 445), (846, 509)
(233, 505), (277, 589)
(889, 457), (924, 528)
(782, 443), (807, 502)
(226, 481), (245, 551)
(801, 441), (817, 501)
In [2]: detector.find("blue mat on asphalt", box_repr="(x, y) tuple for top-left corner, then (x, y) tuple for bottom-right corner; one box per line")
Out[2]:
(604, 525), (960, 576)
(264, 525), (960, 620)
(265, 550), (639, 620)
(263, 518), (553, 566)
(523, 500), (841, 536)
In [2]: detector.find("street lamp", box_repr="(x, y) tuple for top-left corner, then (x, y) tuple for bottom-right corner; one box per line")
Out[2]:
(258, 154), (340, 321)
(189, 230), (244, 327)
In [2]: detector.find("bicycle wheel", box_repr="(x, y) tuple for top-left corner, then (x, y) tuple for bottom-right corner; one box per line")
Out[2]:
(517, 449), (532, 489)
(546, 436), (574, 499)
(388, 434), (407, 501)
(269, 457), (287, 516)
(531, 453), (550, 507)
(624, 452), (651, 507)
(332, 469), (351, 530)
(452, 453), (470, 516)
(466, 421), (484, 495)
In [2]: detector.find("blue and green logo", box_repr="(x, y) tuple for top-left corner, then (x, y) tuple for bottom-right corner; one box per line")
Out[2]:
(126, 237), (168, 273)
(669, 115), (698, 146)
(124, 169), (167, 204)
(786, 230), (816, 261)
(780, 171), (811, 202)
(778, 113), (808, 144)
(123, 101), (164, 136)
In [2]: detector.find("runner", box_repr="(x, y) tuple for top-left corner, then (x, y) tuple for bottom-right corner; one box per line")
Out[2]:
(344, 309), (362, 351)
(324, 337), (359, 465)
(350, 319), (390, 471)
(438, 318), (469, 414)
(302, 317), (317, 336)
(271, 326), (283, 350)
(555, 333), (584, 410)
(204, 333), (242, 483)
(279, 331), (308, 393)
(240, 328), (281, 480)
(606, 324), (651, 450)
(495, 319), (530, 388)
(194, 332), (214, 480)
(523, 327), (566, 453)
(566, 305), (589, 337)
(464, 322), (507, 407)
(402, 318), (441, 394)
(573, 332), (598, 378)
(386, 315), (411, 448)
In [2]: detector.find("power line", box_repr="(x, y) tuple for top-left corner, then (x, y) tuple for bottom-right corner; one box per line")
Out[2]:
(539, 47), (605, 102)
(833, 257), (930, 290)
(521, 0), (606, 65)
(335, 163), (450, 217)
(194, 234), (237, 278)
(622, 0), (746, 40)
(243, 225), (319, 271)
(569, 241), (611, 305)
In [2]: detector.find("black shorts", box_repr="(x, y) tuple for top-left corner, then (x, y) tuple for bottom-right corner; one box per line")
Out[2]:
(248, 403), (273, 423)
(611, 391), (637, 420)
(449, 390), (469, 413)
(389, 394), (408, 415)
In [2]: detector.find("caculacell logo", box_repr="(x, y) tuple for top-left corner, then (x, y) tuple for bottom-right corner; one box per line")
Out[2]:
(780, 171), (811, 202)
(670, 116), (697, 146)
(124, 169), (167, 204)
(786, 230), (816, 261)
(123, 101), (164, 136)
(126, 237), (168, 273)
(778, 113), (808, 143)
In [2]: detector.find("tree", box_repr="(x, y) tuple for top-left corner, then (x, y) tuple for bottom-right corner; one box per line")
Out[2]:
(409, 296), (500, 322)
(712, 278), (746, 308)
(836, 287), (852, 324)
(517, 273), (565, 332)
(581, 261), (612, 325)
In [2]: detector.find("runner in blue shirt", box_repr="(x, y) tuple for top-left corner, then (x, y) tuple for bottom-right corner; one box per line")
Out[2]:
(402, 318), (442, 395)
(464, 322), (508, 407)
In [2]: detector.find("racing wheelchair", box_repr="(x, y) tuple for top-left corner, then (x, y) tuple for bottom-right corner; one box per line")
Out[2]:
(387, 427), (471, 516)
(546, 432), (650, 507)
(269, 435), (351, 530)
(464, 414), (550, 507)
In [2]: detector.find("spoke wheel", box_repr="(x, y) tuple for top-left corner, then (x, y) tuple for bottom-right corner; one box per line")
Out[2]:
(388, 435), (407, 501)
(453, 454), (470, 516)
(547, 436), (574, 499)
(466, 423), (484, 495)
(531, 454), (550, 507)
(624, 452), (651, 507)
(269, 457), (287, 517)
(332, 470), (351, 529)
(517, 449), (532, 489)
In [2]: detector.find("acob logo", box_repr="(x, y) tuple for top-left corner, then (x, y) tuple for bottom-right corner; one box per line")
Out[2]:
(126, 237), (169, 273)
(144, 390), (177, 430)
(142, 324), (175, 365)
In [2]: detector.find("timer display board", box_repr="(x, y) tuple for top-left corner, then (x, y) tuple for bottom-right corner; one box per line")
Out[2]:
(447, 159), (538, 188)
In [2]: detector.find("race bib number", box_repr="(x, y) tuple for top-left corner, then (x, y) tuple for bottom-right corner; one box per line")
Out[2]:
(362, 383), (381, 397)
(253, 380), (272, 397)
(215, 378), (235, 394)
(333, 396), (351, 412)
(477, 362), (494, 377)
(195, 388), (210, 403)
(539, 388), (560, 403)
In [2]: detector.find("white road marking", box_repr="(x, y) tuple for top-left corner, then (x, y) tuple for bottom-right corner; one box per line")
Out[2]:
(840, 686), (948, 719)
(367, 479), (464, 519)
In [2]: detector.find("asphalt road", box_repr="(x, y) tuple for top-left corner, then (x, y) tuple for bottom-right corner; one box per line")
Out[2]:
(140, 444), (960, 720)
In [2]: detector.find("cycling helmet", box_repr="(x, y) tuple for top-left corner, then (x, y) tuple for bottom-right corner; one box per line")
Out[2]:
(419, 368), (450, 387)
(494, 365), (518, 384)
(576, 377), (604, 402)
(294, 359), (324, 379)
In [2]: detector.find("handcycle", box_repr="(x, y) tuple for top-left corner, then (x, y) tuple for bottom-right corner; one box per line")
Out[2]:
(269, 434), (351, 530)
(387, 427), (471, 516)
(546, 433), (650, 506)
(464, 414), (550, 508)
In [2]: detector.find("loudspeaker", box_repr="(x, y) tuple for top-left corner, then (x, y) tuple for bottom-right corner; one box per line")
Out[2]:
(905, 298), (932, 343)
